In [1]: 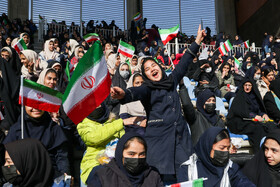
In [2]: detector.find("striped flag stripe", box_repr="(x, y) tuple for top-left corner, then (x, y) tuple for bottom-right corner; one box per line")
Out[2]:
(84, 33), (100, 43)
(13, 38), (27, 54)
(223, 40), (233, 52)
(159, 24), (179, 45)
(118, 40), (135, 58)
(0, 111), (4, 120)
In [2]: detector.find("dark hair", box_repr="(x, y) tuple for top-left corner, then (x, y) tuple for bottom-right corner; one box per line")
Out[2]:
(262, 67), (274, 77)
(132, 56), (138, 60)
(132, 73), (143, 84)
(45, 69), (57, 78)
(213, 129), (230, 144)
(254, 66), (260, 73)
(124, 136), (147, 152)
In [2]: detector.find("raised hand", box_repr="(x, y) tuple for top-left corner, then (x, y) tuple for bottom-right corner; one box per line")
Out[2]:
(195, 24), (206, 45)
(110, 86), (125, 100)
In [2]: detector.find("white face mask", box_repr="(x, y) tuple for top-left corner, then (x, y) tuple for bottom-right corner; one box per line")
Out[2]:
(120, 70), (130, 79)
(276, 39), (280, 43)
(266, 54), (270, 58)
(205, 67), (212, 73)
(254, 74), (261, 80)
(247, 65), (251, 70)
(164, 52), (168, 56)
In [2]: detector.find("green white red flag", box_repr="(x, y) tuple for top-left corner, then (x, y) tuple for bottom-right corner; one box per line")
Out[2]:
(167, 178), (204, 187)
(13, 38), (27, 54)
(62, 41), (111, 124)
(234, 57), (241, 69)
(244, 40), (250, 49)
(84, 33), (100, 43)
(118, 40), (135, 58)
(218, 44), (227, 56)
(159, 24), (179, 45)
(133, 12), (142, 22)
(19, 78), (63, 113)
(223, 40), (233, 52)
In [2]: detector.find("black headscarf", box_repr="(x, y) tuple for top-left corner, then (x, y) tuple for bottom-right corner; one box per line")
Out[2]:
(211, 55), (220, 72)
(196, 89), (218, 125)
(3, 108), (67, 151)
(243, 129), (280, 186)
(87, 102), (110, 123)
(114, 132), (148, 187)
(194, 127), (229, 186)
(5, 138), (54, 187)
(141, 57), (174, 90)
(0, 55), (21, 130)
(270, 78), (280, 98)
(218, 62), (232, 80)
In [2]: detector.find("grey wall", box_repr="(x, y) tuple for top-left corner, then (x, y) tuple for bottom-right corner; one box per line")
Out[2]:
(237, 0), (280, 46)
(8, 0), (29, 21)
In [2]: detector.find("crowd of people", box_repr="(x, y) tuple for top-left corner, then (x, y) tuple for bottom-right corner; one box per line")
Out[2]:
(0, 12), (280, 187)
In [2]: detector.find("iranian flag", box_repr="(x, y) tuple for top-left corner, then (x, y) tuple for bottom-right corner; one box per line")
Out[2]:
(0, 111), (4, 121)
(62, 41), (111, 124)
(84, 33), (100, 43)
(218, 44), (227, 56)
(19, 78), (63, 113)
(133, 12), (142, 22)
(65, 60), (75, 81)
(118, 40), (135, 58)
(13, 38), (27, 54)
(159, 24), (179, 45)
(234, 57), (241, 69)
(244, 40), (250, 49)
(223, 40), (233, 52)
(167, 178), (204, 187)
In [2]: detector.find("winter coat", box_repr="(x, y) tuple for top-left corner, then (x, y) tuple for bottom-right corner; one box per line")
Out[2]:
(120, 42), (200, 174)
(216, 71), (235, 97)
(77, 118), (125, 184)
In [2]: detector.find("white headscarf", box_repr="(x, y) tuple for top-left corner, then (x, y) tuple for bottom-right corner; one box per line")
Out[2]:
(40, 39), (59, 61)
(69, 39), (79, 56)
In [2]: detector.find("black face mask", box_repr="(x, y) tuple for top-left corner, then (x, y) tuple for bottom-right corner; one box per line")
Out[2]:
(1, 165), (22, 185)
(123, 157), (147, 175)
(211, 150), (229, 167)
(205, 103), (216, 113)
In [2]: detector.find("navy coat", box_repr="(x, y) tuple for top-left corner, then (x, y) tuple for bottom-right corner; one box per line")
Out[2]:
(120, 42), (200, 175)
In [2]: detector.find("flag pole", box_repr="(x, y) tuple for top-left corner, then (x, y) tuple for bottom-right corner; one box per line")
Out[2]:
(20, 76), (24, 139)
(165, 42), (175, 69)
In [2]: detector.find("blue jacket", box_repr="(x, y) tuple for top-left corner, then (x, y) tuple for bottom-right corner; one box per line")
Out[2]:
(120, 42), (200, 174)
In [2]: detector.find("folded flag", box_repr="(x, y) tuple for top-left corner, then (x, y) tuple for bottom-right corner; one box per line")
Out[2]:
(223, 40), (233, 52)
(159, 24), (179, 45)
(84, 33), (100, 43)
(218, 44), (227, 56)
(62, 41), (111, 124)
(0, 111), (4, 121)
(118, 40), (135, 58)
(167, 178), (204, 187)
(133, 12), (142, 22)
(244, 40), (250, 49)
(12, 38), (27, 54)
(19, 78), (63, 113)
(39, 15), (43, 20)
(65, 60), (74, 81)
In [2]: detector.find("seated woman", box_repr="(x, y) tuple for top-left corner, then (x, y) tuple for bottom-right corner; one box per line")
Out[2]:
(89, 132), (163, 187)
(264, 78), (280, 123)
(157, 48), (171, 69)
(3, 105), (69, 177)
(39, 39), (60, 61)
(227, 78), (277, 152)
(20, 49), (48, 81)
(245, 66), (261, 81)
(77, 102), (128, 185)
(2, 138), (53, 186)
(178, 127), (255, 187)
(193, 60), (221, 97)
(215, 62), (236, 101)
(120, 73), (146, 135)
(257, 67), (275, 99)
(179, 84), (225, 145)
(242, 130), (280, 186)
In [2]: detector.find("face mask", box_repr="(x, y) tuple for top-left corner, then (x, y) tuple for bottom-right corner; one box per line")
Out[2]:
(254, 74), (261, 80)
(205, 67), (212, 73)
(1, 165), (22, 185)
(205, 103), (216, 113)
(123, 157), (147, 175)
(246, 65), (251, 70)
(276, 39), (280, 43)
(164, 52), (168, 56)
(120, 70), (130, 79)
(266, 54), (270, 58)
(210, 150), (230, 167)
(89, 106), (105, 119)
